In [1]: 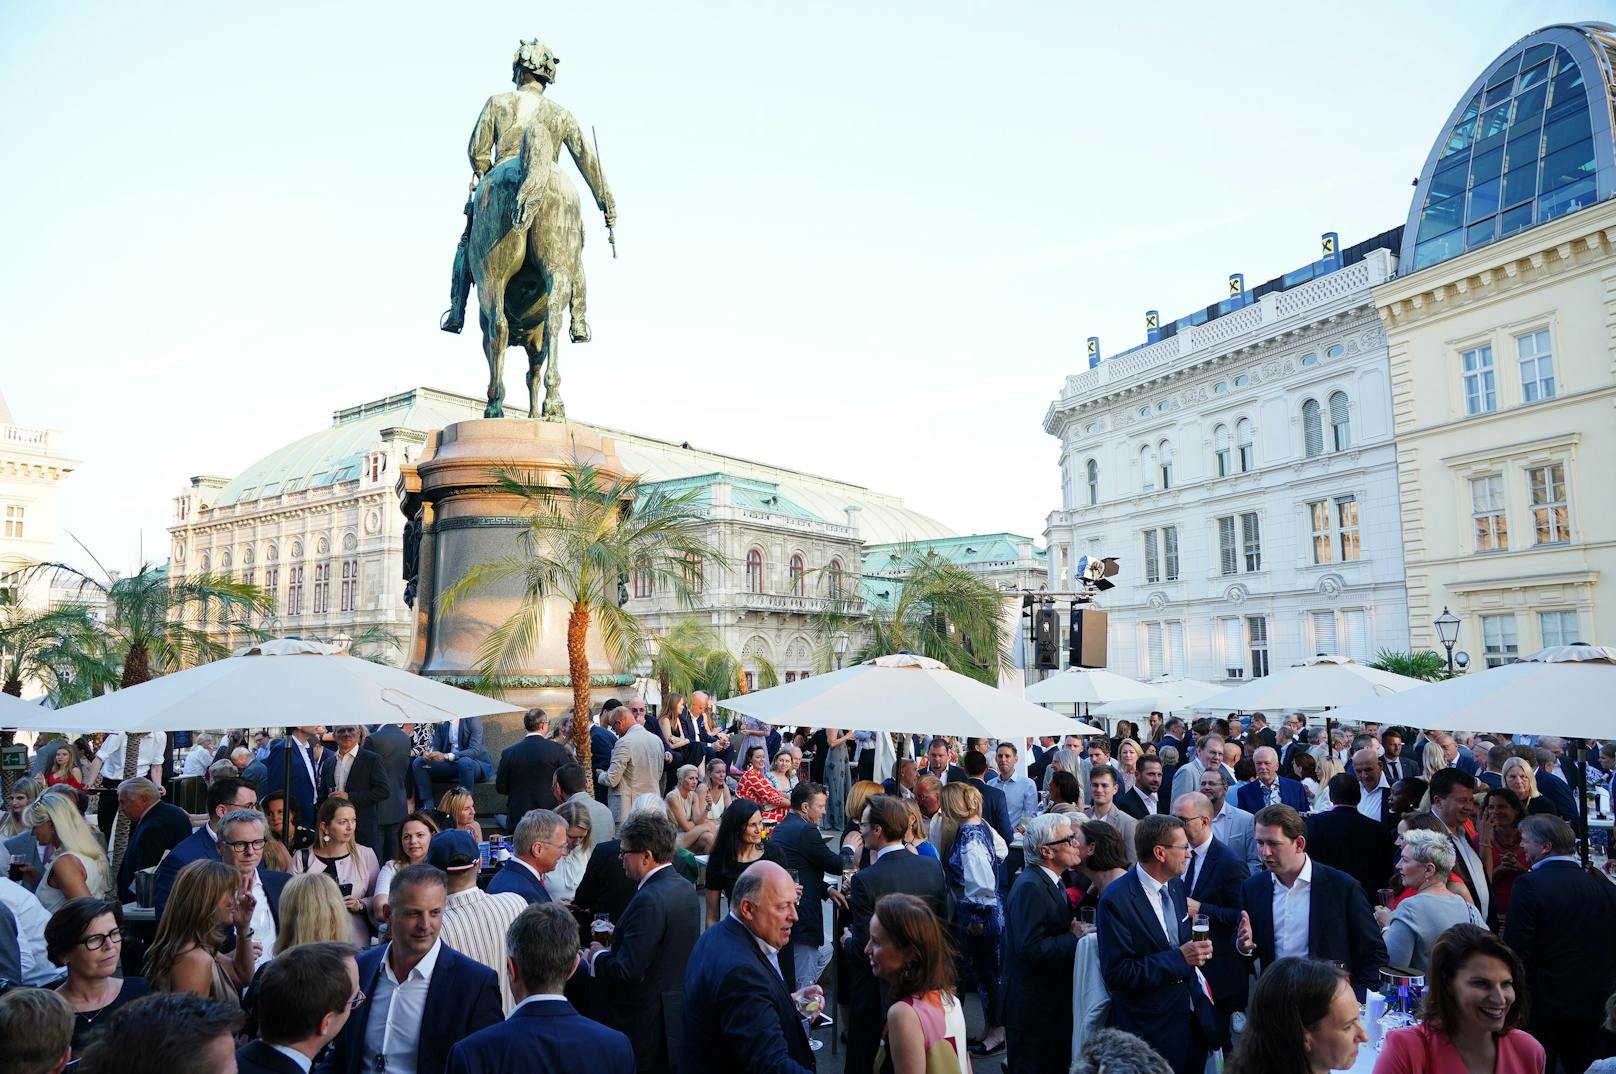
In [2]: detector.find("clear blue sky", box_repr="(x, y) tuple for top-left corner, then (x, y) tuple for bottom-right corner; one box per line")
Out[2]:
(1, 1), (1606, 570)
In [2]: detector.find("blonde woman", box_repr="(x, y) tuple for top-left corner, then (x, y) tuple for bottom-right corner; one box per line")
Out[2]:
(1500, 756), (1556, 816)
(2, 776), (44, 838)
(550, 799), (594, 901)
(43, 745), (87, 791)
(145, 859), (253, 1006)
(272, 872), (351, 955)
(1116, 737), (1144, 793)
(700, 757), (733, 821)
(839, 779), (887, 863)
(371, 810), (439, 920)
(666, 764), (718, 853)
(22, 790), (109, 912)
(289, 798), (379, 946)
(938, 781), (1006, 1055)
(439, 787), (484, 841)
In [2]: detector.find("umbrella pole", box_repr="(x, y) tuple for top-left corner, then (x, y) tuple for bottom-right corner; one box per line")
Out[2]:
(281, 728), (293, 846)
(1574, 736), (1590, 870)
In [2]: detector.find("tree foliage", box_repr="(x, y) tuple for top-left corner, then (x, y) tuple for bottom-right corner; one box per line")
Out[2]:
(1368, 648), (1453, 682)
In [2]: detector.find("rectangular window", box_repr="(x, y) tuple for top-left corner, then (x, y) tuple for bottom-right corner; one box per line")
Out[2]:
(1527, 462), (1569, 544)
(1462, 345), (1497, 415)
(340, 560), (357, 613)
(1241, 512), (1262, 572)
(1310, 610), (1338, 656)
(1539, 609), (1580, 647)
(1337, 497), (1360, 562)
(1163, 526), (1179, 582)
(287, 565), (304, 616)
(266, 567), (279, 605)
(312, 563), (330, 615)
(1246, 615), (1270, 678)
(1220, 618), (1244, 678)
(1471, 475), (1509, 552)
(1143, 529), (1160, 584)
(1309, 501), (1333, 564)
(1166, 621), (1186, 677)
(1516, 329), (1555, 402)
(1144, 622), (1165, 678)
(1342, 608), (1369, 662)
(2, 505), (22, 539)
(1482, 613), (1519, 668)
(784, 671), (797, 684)
(1218, 516), (1238, 576)
(633, 564), (654, 598)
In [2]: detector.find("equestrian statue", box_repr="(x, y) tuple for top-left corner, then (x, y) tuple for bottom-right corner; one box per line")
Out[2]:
(440, 38), (617, 420)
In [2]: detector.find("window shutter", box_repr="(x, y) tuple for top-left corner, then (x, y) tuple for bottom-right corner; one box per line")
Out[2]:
(1343, 609), (1369, 662)
(1310, 610), (1338, 656)
(1219, 517), (1237, 575)
(1302, 400), (1323, 457)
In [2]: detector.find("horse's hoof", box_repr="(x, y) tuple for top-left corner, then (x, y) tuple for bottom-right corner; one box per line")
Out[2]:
(484, 404), (504, 419)
(439, 309), (464, 334)
(570, 319), (591, 344)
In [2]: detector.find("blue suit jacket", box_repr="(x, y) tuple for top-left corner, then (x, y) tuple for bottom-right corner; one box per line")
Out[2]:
(1184, 836), (1249, 1011)
(682, 915), (815, 1074)
(153, 824), (220, 915)
(121, 800), (193, 900)
(1239, 858), (1386, 999)
(1098, 868), (1222, 1067)
(433, 718), (491, 763)
(1235, 776), (1309, 814)
(485, 860), (550, 903)
(447, 997), (635, 1074)
(322, 942), (502, 1074)
(1534, 767), (1579, 822)
(262, 738), (319, 828)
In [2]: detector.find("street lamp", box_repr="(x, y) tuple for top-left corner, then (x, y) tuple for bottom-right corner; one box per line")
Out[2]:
(1434, 607), (1461, 674)
(833, 631), (851, 670)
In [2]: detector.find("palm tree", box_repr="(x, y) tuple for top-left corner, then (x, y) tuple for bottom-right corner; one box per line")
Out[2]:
(0, 599), (113, 793)
(440, 459), (720, 777)
(821, 546), (1008, 684)
(646, 618), (780, 705)
(28, 559), (272, 871)
(1369, 649), (1452, 682)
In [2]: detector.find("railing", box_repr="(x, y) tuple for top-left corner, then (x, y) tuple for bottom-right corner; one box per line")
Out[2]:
(1, 423), (59, 454)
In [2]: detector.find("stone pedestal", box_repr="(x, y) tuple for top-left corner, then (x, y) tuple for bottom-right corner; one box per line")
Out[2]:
(397, 419), (638, 743)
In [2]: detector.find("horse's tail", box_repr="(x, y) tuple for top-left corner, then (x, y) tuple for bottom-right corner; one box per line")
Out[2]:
(511, 121), (557, 231)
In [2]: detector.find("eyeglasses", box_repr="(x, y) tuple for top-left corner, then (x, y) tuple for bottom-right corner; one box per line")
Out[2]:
(617, 846), (646, 858)
(78, 928), (123, 950)
(1041, 835), (1080, 848)
(222, 839), (267, 853)
(348, 989), (366, 1011)
(1158, 842), (1192, 853)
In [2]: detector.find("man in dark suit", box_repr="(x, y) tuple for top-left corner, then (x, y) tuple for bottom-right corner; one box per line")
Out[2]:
(115, 777), (192, 903)
(1247, 713), (1277, 752)
(411, 717), (495, 805)
(1027, 735), (1059, 788)
(324, 864), (502, 1074)
(1172, 791), (1250, 1037)
(487, 809), (566, 904)
(263, 726), (323, 835)
(238, 941), (360, 1074)
(770, 780), (847, 986)
(962, 750), (1013, 844)
(1158, 717), (1188, 761)
(881, 757), (918, 799)
(320, 726), (392, 853)
(1235, 747), (1310, 813)
(1429, 768), (1491, 922)
(1237, 804), (1386, 999)
(1532, 749), (1579, 822)
(1305, 775), (1396, 904)
(1098, 814), (1219, 1074)
(366, 723), (413, 860)
(585, 812), (699, 1074)
(1118, 756), (1170, 820)
(570, 837), (639, 928)
(590, 701), (621, 807)
(497, 709), (569, 820)
(1005, 811), (1084, 1074)
(154, 777), (258, 916)
(447, 904), (634, 1074)
(218, 808), (292, 953)
(1380, 729), (1421, 782)
(842, 794), (952, 1074)
(1503, 815), (1616, 1073)
(921, 737), (965, 784)
(682, 860), (818, 1074)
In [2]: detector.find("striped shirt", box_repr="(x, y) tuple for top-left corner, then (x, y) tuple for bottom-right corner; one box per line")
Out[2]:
(440, 885), (527, 1013)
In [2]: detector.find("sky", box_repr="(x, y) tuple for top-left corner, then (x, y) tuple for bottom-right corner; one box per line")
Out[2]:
(1, 1), (1608, 572)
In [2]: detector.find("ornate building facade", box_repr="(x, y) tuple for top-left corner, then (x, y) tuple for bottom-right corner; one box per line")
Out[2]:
(1042, 237), (1411, 681)
(0, 391), (77, 616)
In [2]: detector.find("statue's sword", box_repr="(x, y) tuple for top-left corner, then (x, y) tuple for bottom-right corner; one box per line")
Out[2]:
(592, 125), (617, 258)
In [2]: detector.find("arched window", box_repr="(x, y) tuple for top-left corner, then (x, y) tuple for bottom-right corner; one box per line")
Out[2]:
(746, 548), (764, 594)
(1139, 444), (1155, 491)
(789, 554), (805, 597)
(1085, 459), (1099, 505)
(827, 558), (844, 599)
(1213, 425), (1231, 477)
(1236, 419), (1254, 472)
(1158, 439), (1173, 490)
(1302, 399), (1324, 457)
(1329, 391), (1351, 451)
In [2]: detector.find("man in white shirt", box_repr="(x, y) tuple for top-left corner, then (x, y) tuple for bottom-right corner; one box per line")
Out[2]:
(217, 809), (281, 968)
(239, 941), (361, 1074)
(0, 875), (54, 986)
(431, 830), (527, 1012)
(1352, 748), (1391, 822)
(1086, 767), (1138, 863)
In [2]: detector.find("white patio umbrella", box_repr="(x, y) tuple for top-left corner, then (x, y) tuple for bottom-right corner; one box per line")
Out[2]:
(716, 652), (1104, 739)
(1192, 655), (1429, 714)
(1320, 645), (1616, 739)
(1023, 667), (1164, 706)
(8, 637), (523, 734)
(1093, 677), (1227, 717)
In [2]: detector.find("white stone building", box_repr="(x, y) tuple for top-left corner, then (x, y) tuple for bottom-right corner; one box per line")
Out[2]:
(0, 391), (77, 617)
(1042, 235), (1411, 682)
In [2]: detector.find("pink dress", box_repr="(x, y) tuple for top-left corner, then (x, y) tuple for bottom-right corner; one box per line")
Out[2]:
(1373, 1024), (1544, 1074)
(877, 990), (971, 1074)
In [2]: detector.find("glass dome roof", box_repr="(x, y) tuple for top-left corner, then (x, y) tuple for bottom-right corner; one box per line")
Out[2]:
(1402, 23), (1616, 272)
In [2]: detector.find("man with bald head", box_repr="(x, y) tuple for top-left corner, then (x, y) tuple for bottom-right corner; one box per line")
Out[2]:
(1351, 747), (1392, 823)
(682, 860), (819, 1074)
(1171, 791), (1249, 1038)
(1235, 746), (1309, 813)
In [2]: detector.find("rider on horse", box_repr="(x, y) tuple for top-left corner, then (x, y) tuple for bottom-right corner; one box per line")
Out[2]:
(440, 38), (615, 344)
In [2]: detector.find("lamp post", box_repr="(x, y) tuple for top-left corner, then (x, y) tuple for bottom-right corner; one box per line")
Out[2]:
(834, 631), (850, 670)
(1434, 607), (1460, 674)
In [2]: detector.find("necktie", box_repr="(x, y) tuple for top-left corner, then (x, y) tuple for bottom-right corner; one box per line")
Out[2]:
(1267, 782), (1279, 806)
(1186, 848), (1199, 894)
(1159, 886), (1176, 945)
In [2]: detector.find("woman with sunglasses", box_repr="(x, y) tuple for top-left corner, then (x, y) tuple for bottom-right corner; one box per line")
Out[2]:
(45, 897), (149, 1055)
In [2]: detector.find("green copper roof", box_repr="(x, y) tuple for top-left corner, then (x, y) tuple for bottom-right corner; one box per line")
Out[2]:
(862, 533), (1045, 575)
(642, 473), (825, 523)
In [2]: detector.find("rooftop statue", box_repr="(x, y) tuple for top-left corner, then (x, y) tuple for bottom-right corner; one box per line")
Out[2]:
(440, 38), (617, 420)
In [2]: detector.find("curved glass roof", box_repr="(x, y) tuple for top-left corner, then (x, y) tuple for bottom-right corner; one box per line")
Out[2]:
(1402, 23), (1616, 272)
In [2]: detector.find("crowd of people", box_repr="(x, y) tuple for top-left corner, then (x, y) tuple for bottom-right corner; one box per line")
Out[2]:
(0, 705), (1613, 1074)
